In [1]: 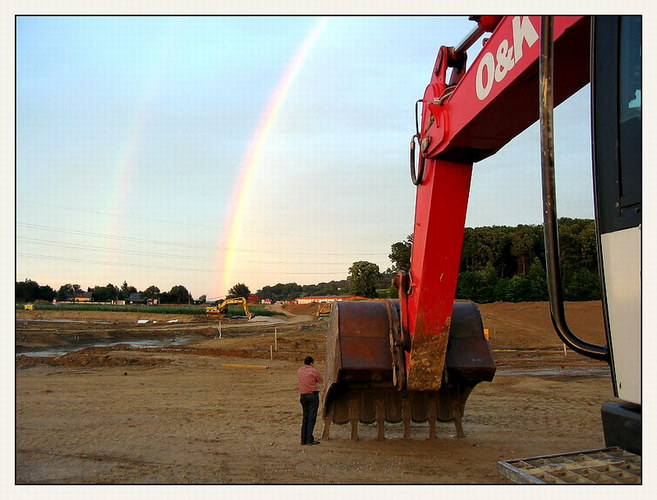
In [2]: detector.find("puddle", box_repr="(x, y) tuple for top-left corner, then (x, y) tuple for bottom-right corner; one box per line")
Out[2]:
(16, 336), (198, 358)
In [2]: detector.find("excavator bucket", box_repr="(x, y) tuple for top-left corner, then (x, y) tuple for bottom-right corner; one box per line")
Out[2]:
(321, 300), (495, 440)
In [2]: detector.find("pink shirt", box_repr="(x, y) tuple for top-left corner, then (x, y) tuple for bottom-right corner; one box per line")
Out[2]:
(297, 364), (323, 394)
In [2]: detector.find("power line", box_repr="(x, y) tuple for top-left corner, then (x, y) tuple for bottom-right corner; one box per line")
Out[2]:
(17, 252), (349, 275)
(17, 200), (398, 243)
(17, 236), (358, 266)
(16, 222), (390, 257)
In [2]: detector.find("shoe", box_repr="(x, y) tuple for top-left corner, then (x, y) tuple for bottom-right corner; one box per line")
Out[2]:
(310, 440), (320, 445)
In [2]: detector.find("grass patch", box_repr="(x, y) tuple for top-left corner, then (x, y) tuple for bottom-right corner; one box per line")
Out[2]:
(17, 303), (277, 317)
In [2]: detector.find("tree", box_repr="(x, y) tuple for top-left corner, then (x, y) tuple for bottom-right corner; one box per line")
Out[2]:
(228, 283), (251, 300)
(37, 284), (56, 302)
(388, 234), (413, 273)
(455, 263), (498, 303)
(257, 282), (303, 302)
(347, 261), (381, 298)
(527, 258), (549, 301)
(105, 283), (120, 301)
(91, 285), (112, 302)
(511, 225), (543, 275)
(167, 285), (191, 304)
(56, 284), (76, 301)
(120, 281), (137, 300)
(16, 279), (39, 302)
(141, 286), (160, 300)
(565, 268), (601, 301)
(456, 270), (483, 301)
(504, 275), (531, 302)
(16, 279), (56, 303)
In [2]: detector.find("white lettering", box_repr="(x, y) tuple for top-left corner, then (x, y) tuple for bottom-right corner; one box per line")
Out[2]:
(476, 52), (495, 100)
(494, 39), (514, 82)
(475, 16), (540, 100)
(512, 15), (539, 63)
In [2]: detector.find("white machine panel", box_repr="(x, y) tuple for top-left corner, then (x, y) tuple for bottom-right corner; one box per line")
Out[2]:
(600, 226), (641, 404)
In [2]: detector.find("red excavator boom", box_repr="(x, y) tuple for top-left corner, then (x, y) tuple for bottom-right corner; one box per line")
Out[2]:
(401, 16), (590, 391)
(322, 16), (640, 446)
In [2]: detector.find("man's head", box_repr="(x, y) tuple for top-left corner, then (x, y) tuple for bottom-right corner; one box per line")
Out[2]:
(304, 356), (314, 366)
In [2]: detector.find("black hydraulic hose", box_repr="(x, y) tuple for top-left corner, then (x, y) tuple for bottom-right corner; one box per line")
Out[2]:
(539, 16), (609, 362)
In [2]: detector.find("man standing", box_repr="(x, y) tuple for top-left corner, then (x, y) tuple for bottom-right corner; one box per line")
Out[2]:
(297, 356), (323, 445)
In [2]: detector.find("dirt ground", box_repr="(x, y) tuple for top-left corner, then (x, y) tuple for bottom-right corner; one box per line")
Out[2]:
(14, 301), (622, 485)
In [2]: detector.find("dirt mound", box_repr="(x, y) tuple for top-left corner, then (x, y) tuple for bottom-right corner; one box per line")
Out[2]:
(15, 309), (201, 324)
(478, 301), (605, 349)
(16, 348), (173, 368)
(280, 303), (322, 316)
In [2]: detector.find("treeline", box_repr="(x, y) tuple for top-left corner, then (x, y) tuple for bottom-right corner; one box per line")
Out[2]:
(257, 280), (347, 302)
(16, 280), (196, 305)
(455, 218), (600, 302)
(16, 219), (600, 305)
(256, 267), (395, 302)
(386, 218), (600, 303)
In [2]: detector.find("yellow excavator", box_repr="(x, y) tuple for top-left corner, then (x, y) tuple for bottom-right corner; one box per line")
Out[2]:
(205, 297), (254, 319)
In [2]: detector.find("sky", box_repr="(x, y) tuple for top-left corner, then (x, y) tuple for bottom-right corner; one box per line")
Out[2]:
(10, 11), (624, 300)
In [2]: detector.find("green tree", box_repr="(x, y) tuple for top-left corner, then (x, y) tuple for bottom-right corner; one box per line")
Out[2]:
(228, 283), (251, 300)
(388, 234), (413, 273)
(455, 263), (498, 303)
(16, 279), (40, 302)
(120, 281), (137, 300)
(258, 282), (303, 302)
(565, 268), (601, 301)
(56, 284), (77, 301)
(461, 226), (514, 276)
(511, 225), (543, 275)
(456, 270), (483, 301)
(347, 261), (381, 298)
(167, 285), (191, 304)
(141, 285), (161, 300)
(104, 283), (120, 301)
(504, 275), (532, 302)
(492, 277), (511, 302)
(527, 257), (549, 301)
(37, 284), (56, 302)
(91, 285), (112, 302)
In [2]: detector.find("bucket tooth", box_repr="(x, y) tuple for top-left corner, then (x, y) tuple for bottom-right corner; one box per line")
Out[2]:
(402, 397), (412, 439)
(349, 397), (360, 440)
(376, 396), (386, 440)
(427, 397), (438, 439)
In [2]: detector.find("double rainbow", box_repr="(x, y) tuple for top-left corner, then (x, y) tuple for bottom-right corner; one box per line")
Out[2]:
(215, 17), (329, 296)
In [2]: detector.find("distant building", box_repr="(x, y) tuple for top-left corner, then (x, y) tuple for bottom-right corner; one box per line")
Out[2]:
(127, 293), (145, 304)
(73, 291), (93, 302)
(248, 294), (259, 303)
(295, 295), (365, 305)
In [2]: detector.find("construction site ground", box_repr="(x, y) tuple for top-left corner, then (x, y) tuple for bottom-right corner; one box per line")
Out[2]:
(14, 301), (622, 485)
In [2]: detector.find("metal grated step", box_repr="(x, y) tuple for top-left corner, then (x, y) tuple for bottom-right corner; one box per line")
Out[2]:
(498, 447), (641, 484)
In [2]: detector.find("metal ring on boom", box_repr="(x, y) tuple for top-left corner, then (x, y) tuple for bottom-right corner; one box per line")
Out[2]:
(410, 134), (426, 185)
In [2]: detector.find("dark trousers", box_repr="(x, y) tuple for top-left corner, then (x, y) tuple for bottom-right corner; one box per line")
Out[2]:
(300, 392), (319, 444)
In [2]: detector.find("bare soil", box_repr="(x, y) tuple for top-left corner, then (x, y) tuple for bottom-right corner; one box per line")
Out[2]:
(15, 301), (619, 485)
